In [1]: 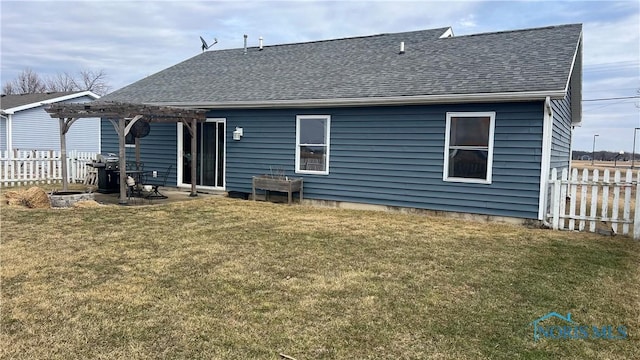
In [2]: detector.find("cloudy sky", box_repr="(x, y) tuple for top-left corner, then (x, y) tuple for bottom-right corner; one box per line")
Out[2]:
(1, 0), (638, 152)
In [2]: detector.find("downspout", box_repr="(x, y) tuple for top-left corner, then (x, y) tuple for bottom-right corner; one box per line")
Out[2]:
(97, 117), (102, 154)
(539, 96), (554, 227)
(0, 114), (8, 153)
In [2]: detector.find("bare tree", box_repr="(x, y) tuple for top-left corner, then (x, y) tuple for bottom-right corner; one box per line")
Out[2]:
(2, 81), (16, 95)
(76, 69), (110, 95)
(3, 68), (47, 94)
(2, 68), (111, 95)
(45, 72), (77, 93)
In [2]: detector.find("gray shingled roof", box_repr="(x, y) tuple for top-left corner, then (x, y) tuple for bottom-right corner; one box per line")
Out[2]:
(0, 91), (82, 111)
(102, 24), (582, 106)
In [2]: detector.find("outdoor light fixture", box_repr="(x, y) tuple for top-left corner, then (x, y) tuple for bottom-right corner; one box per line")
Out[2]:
(233, 127), (244, 141)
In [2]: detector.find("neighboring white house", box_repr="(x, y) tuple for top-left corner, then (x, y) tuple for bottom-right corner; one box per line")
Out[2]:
(0, 91), (100, 153)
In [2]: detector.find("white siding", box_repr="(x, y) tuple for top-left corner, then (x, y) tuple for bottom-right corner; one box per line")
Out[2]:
(10, 96), (100, 153)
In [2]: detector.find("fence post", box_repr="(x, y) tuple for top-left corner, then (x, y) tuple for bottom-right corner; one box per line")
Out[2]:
(558, 168), (569, 230)
(634, 170), (640, 240)
(623, 170), (632, 235)
(551, 168), (560, 230)
(69, 150), (75, 183)
(568, 168), (578, 230)
(589, 170), (599, 232)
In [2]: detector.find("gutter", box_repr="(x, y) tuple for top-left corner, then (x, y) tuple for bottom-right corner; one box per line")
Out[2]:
(146, 90), (567, 109)
(2, 90), (100, 114)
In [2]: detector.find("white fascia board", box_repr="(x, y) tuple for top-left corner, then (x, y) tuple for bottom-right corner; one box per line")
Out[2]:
(563, 31), (581, 95)
(2, 91), (101, 114)
(564, 32), (583, 126)
(150, 90), (565, 109)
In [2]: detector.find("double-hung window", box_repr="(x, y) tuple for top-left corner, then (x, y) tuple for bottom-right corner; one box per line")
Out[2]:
(296, 115), (330, 175)
(443, 112), (495, 184)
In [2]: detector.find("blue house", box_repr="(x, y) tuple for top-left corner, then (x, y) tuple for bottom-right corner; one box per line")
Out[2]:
(99, 24), (582, 222)
(1, 91), (101, 153)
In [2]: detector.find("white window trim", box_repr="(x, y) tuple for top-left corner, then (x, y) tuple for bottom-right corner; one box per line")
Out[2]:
(176, 118), (227, 190)
(295, 115), (331, 175)
(443, 111), (495, 184)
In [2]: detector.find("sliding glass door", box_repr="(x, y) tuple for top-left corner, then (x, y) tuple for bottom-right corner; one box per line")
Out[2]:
(180, 118), (225, 189)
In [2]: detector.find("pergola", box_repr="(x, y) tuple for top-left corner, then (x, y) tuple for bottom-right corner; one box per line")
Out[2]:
(45, 101), (208, 204)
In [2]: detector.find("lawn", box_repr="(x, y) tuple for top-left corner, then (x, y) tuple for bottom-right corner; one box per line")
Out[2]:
(1, 196), (639, 359)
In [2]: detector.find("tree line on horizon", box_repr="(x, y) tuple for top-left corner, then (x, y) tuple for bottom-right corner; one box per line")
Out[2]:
(572, 150), (640, 161)
(2, 68), (111, 96)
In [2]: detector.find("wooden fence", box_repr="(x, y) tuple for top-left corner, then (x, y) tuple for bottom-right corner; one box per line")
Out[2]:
(547, 168), (640, 239)
(0, 150), (97, 187)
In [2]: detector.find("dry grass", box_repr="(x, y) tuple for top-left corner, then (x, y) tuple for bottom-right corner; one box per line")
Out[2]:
(1, 196), (639, 359)
(2, 187), (50, 209)
(572, 160), (637, 173)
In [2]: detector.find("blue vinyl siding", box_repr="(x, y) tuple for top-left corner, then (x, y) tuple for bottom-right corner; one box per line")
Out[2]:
(223, 102), (544, 219)
(550, 86), (572, 171)
(100, 102), (545, 219)
(100, 120), (178, 185)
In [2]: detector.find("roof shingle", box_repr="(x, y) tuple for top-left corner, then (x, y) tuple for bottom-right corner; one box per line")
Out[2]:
(1, 91), (82, 111)
(102, 24), (582, 105)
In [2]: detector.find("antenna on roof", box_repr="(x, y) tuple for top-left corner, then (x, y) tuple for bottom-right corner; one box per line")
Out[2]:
(200, 36), (218, 52)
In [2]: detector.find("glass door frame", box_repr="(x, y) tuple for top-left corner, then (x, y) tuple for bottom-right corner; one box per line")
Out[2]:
(177, 118), (226, 190)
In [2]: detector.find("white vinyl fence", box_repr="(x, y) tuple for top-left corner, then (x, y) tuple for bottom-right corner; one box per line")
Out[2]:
(0, 150), (97, 187)
(547, 168), (640, 239)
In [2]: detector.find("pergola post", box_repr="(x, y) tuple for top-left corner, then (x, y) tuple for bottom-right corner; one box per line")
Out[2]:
(59, 117), (69, 191)
(190, 117), (198, 197)
(135, 137), (141, 168)
(117, 118), (127, 205)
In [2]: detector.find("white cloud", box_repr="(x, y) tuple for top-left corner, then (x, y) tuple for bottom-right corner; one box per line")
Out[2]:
(1, 0), (638, 151)
(458, 14), (477, 29)
(2, 0), (484, 88)
(583, 11), (640, 66)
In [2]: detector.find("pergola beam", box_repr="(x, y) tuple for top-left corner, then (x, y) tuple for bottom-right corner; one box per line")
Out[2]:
(47, 101), (207, 121)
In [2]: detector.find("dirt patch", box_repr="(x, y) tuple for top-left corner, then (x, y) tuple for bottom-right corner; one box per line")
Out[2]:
(72, 200), (102, 208)
(3, 187), (51, 209)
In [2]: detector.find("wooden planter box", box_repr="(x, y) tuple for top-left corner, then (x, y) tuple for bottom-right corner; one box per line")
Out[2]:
(252, 175), (303, 204)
